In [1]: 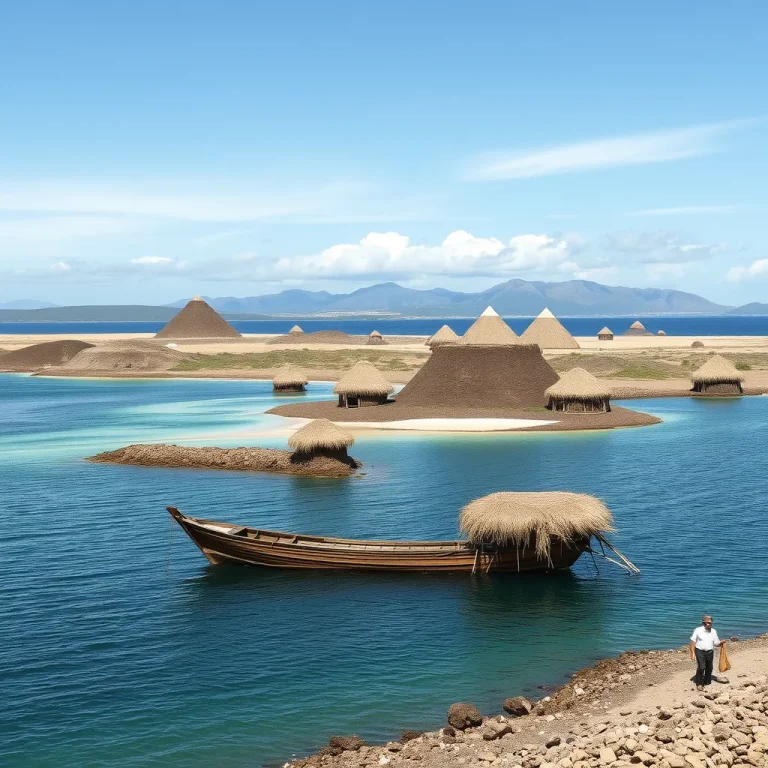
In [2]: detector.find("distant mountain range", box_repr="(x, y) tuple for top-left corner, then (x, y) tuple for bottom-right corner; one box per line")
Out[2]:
(4, 278), (768, 320)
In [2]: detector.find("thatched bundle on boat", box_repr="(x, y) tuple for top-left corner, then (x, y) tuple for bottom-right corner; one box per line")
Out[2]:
(288, 419), (355, 460)
(426, 324), (459, 347)
(272, 366), (308, 392)
(597, 327), (614, 341)
(520, 308), (579, 349)
(624, 320), (653, 337)
(546, 368), (612, 413)
(288, 324), (304, 336)
(367, 330), (387, 346)
(334, 361), (394, 407)
(155, 296), (241, 339)
(461, 307), (519, 345)
(691, 355), (744, 395)
(459, 491), (614, 560)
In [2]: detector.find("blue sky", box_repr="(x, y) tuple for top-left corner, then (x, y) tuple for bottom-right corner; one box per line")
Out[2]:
(1, 1), (767, 306)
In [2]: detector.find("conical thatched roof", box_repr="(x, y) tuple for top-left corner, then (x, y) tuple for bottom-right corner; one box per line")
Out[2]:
(272, 366), (308, 387)
(462, 307), (518, 346)
(155, 297), (241, 339)
(289, 325), (304, 335)
(624, 320), (652, 337)
(598, 326), (613, 336)
(370, 330), (382, 338)
(691, 355), (743, 384)
(333, 361), (394, 396)
(545, 368), (612, 400)
(427, 324), (460, 347)
(288, 419), (354, 452)
(459, 491), (614, 559)
(520, 308), (579, 349)
(366, 329), (387, 345)
(630, 320), (645, 329)
(657, 330), (666, 336)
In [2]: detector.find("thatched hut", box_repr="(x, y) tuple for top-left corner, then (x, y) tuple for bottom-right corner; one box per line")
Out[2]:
(520, 308), (579, 349)
(426, 324), (459, 347)
(272, 366), (308, 392)
(692, 340), (705, 348)
(288, 419), (355, 460)
(691, 355), (744, 395)
(288, 324), (304, 336)
(367, 330), (387, 346)
(461, 307), (519, 345)
(597, 327), (614, 341)
(334, 361), (394, 407)
(657, 330), (666, 337)
(624, 320), (653, 337)
(545, 368), (612, 413)
(459, 492), (614, 561)
(155, 296), (241, 339)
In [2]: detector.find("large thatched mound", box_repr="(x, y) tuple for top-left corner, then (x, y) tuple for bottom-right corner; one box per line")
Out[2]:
(155, 297), (241, 339)
(461, 307), (518, 345)
(267, 330), (361, 345)
(395, 343), (559, 408)
(426, 325), (459, 347)
(459, 491), (614, 559)
(520, 308), (579, 349)
(0, 340), (94, 370)
(624, 320), (653, 337)
(288, 419), (355, 454)
(60, 340), (187, 371)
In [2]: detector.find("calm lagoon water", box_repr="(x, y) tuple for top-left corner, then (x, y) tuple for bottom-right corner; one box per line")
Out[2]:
(1, 375), (767, 767)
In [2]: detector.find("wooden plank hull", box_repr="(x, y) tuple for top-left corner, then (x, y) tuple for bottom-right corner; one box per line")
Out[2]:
(167, 507), (588, 573)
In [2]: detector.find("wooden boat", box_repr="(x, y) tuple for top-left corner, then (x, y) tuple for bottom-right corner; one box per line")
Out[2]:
(166, 506), (592, 573)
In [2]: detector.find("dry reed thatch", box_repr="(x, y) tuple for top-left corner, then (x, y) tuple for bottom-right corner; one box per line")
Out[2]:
(272, 366), (308, 389)
(461, 307), (519, 346)
(459, 491), (614, 559)
(333, 361), (395, 396)
(155, 297), (241, 339)
(520, 308), (579, 349)
(657, 330), (667, 336)
(624, 320), (652, 337)
(289, 325), (304, 335)
(288, 419), (355, 453)
(692, 340), (705, 348)
(546, 367), (612, 400)
(691, 355), (743, 385)
(598, 326), (614, 339)
(367, 330), (387, 346)
(426, 324), (460, 347)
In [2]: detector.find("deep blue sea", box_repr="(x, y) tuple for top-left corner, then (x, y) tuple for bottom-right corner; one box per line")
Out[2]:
(2, 314), (768, 336)
(1, 375), (767, 767)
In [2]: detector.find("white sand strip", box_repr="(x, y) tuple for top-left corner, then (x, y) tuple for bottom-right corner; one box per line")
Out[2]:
(330, 417), (557, 432)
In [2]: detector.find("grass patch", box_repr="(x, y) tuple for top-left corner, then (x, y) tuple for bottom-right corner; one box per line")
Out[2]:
(735, 362), (752, 371)
(608, 362), (678, 380)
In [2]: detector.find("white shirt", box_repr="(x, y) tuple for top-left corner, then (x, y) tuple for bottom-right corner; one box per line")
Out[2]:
(691, 625), (720, 651)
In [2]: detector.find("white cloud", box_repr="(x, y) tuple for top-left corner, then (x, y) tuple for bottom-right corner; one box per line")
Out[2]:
(726, 259), (768, 282)
(601, 230), (727, 264)
(466, 119), (756, 180)
(131, 256), (175, 265)
(0, 215), (140, 240)
(627, 204), (749, 217)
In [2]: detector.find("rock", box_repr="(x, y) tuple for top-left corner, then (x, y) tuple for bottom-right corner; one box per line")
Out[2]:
(599, 747), (617, 763)
(504, 696), (534, 717)
(545, 737), (562, 748)
(442, 727), (456, 737)
(447, 702), (483, 730)
(478, 752), (497, 762)
(399, 730), (423, 744)
(385, 742), (402, 752)
(327, 735), (365, 752)
(484, 725), (515, 741)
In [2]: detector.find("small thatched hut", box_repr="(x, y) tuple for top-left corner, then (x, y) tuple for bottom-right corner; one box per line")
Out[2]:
(288, 419), (355, 460)
(272, 366), (308, 392)
(692, 340), (705, 348)
(367, 330), (387, 346)
(691, 355), (744, 395)
(520, 308), (579, 349)
(461, 307), (518, 345)
(334, 361), (394, 407)
(459, 492), (614, 561)
(545, 368), (612, 413)
(426, 324), (460, 347)
(598, 327), (614, 341)
(657, 330), (666, 337)
(288, 325), (304, 336)
(624, 320), (653, 337)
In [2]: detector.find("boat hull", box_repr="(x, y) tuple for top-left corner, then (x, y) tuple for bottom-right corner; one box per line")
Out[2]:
(167, 507), (588, 573)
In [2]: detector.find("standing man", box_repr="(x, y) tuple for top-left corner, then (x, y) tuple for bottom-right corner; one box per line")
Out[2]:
(690, 615), (724, 691)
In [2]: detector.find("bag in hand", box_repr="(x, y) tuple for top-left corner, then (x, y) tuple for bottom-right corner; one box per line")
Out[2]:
(719, 643), (731, 673)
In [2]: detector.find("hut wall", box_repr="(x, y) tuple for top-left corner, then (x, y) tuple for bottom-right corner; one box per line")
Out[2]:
(273, 383), (306, 392)
(338, 394), (389, 408)
(693, 381), (743, 395)
(548, 397), (611, 413)
(598, 333), (613, 340)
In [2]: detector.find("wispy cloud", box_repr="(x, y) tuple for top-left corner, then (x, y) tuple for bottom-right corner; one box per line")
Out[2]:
(726, 259), (768, 282)
(0, 215), (142, 240)
(466, 119), (757, 180)
(627, 204), (751, 217)
(601, 230), (727, 264)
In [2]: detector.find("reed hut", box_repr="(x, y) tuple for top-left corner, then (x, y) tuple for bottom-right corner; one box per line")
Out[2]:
(624, 320), (653, 337)
(692, 340), (704, 348)
(367, 330), (387, 346)
(334, 361), (394, 407)
(657, 330), (667, 336)
(426, 324), (459, 347)
(155, 296), (241, 339)
(272, 366), (308, 392)
(520, 308), (579, 349)
(597, 327), (614, 341)
(288, 419), (355, 460)
(459, 492), (614, 561)
(545, 368), (612, 413)
(691, 355), (744, 395)
(462, 306), (519, 345)
(288, 324), (304, 336)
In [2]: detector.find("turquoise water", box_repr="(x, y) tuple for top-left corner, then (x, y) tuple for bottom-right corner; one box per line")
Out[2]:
(1, 375), (767, 767)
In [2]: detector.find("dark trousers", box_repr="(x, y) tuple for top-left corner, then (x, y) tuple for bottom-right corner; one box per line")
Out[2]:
(695, 648), (714, 686)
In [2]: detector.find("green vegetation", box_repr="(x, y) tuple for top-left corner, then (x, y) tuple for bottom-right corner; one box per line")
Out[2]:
(608, 362), (677, 380)
(172, 349), (428, 373)
(735, 362), (752, 371)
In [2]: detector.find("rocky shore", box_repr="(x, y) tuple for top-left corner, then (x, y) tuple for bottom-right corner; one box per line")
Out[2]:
(87, 443), (361, 478)
(285, 635), (768, 768)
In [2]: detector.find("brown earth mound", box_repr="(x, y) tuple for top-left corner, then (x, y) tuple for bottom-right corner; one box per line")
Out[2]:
(155, 297), (241, 339)
(87, 444), (360, 478)
(57, 340), (187, 372)
(0, 340), (94, 371)
(395, 344), (560, 409)
(267, 331), (364, 345)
